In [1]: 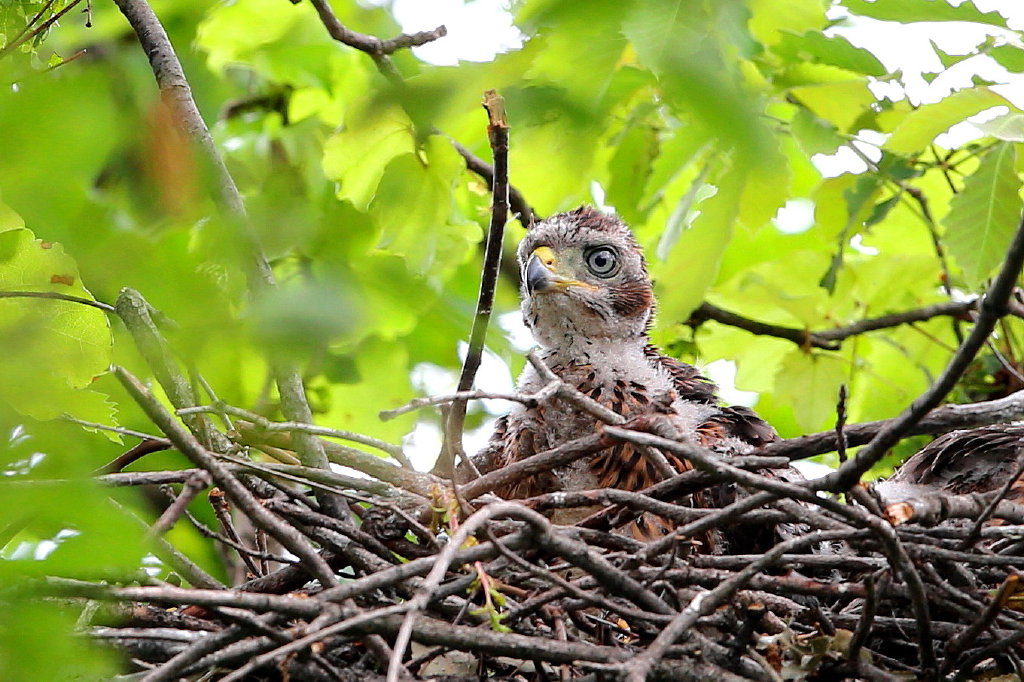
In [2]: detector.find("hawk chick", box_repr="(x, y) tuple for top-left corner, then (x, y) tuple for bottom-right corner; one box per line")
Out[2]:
(473, 206), (776, 541)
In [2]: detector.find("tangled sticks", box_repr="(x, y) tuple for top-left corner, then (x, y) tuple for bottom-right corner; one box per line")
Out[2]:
(45, 375), (1024, 681)
(24, 1), (1024, 680)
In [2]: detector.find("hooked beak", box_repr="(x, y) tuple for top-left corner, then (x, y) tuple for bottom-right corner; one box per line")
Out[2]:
(524, 246), (595, 295)
(525, 246), (558, 294)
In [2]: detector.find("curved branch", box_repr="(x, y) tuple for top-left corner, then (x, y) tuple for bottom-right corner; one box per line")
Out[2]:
(689, 299), (979, 350)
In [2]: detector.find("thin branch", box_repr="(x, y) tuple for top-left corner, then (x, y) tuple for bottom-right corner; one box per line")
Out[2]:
(761, 387), (1024, 460)
(146, 472), (210, 539)
(689, 299), (978, 351)
(179, 404), (405, 461)
(0, 289), (116, 313)
(113, 366), (338, 587)
(438, 91), (510, 479)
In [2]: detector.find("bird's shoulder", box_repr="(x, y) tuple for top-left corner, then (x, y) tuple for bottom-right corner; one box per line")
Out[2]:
(644, 345), (778, 448)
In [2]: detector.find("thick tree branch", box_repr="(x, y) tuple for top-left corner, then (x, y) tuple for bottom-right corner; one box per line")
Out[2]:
(762, 387), (1024, 460)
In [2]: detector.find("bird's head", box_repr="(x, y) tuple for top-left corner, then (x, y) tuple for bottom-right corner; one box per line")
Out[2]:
(518, 206), (654, 349)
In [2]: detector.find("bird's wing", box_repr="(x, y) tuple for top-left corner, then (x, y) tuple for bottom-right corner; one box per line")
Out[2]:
(890, 424), (1024, 498)
(646, 347), (717, 404)
(649, 349), (778, 448)
(469, 411), (559, 499)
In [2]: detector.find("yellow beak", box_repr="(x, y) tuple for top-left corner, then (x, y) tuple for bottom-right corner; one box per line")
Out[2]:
(524, 246), (595, 294)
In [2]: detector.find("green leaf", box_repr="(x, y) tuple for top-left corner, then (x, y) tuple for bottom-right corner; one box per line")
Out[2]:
(747, 0), (825, 46)
(737, 137), (791, 229)
(0, 599), (118, 681)
(0, 227), (114, 423)
(885, 87), (1009, 154)
(655, 166), (715, 261)
(370, 136), (480, 277)
(621, 1), (774, 166)
(774, 350), (848, 432)
(323, 106), (416, 212)
(929, 40), (974, 70)
(974, 113), (1024, 142)
(791, 108), (846, 156)
(773, 32), (886, 77)
(653, 166), (744, 322)
(943, 142), (1022, 287)
(990, 44), (1024, 73)
(789, 79), (875, 133)
(841, 0), (1007, 27)
(605, 106), (660, 224)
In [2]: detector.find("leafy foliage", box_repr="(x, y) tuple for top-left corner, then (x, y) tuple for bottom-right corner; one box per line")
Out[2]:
(1, 0), (1023, 677)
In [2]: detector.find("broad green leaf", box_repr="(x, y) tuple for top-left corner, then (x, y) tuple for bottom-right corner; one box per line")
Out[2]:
(320, 338), (416, 444)
(774, 350), (848, 432)
(621, 1), (774, 167)
(773, 31), (886, 77)
(0, 197), (24, 231)
(789, 79), (875, 132)
(0, 227), (114, 423)
(653, 166), (744, 323)
(747, 0), (825, 46)
(655, 166), (715, 262)
(885, 87), (1009, 154)
(841, 0), (1007, 27)
(370, 135), (479, 277)
(519, 0), (629, 107)
(943, 142), (1022, 287)
(605, 107), (659, 224)
(974, 113), (1024, 142)
(791, 107), (845, 156)
(737, 137), (791, 230)
(0, 600), (118, 681)
(323, 105), (416, 211)
(197, 0), (339, 86)
(990, 44), (1024, 73)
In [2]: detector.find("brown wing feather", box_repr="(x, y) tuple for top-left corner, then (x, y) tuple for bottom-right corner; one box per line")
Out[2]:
(891, 423), (1024, 500)
(646, 347), (717, 404)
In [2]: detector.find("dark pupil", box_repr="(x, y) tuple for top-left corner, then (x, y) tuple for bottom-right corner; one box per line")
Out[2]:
(590, 249), (613, 273)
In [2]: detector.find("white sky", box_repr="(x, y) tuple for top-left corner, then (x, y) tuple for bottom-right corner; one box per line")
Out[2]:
(376, 0), (1024, 470)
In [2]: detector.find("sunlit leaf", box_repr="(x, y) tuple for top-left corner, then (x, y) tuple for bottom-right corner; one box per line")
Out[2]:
(943, 142), (1022, 287)
(653, 166), (744, 323)
(841, 0), (1007, 27)
(323, 105), (416, 211)
(747, 0), (825, 46)
(885, 87), (1009, 155)
(0, 227), (114, 423)
(974, 113), (1024, 142)
(774, 350), (847, 432)
(789, 79), (875, 132)
(990, 44), (1024, 73)
(773, 32), (886, 77)
(370, 135), (480, 276)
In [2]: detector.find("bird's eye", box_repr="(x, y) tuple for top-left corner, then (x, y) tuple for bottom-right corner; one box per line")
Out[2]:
(584, 246), (618, 277)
